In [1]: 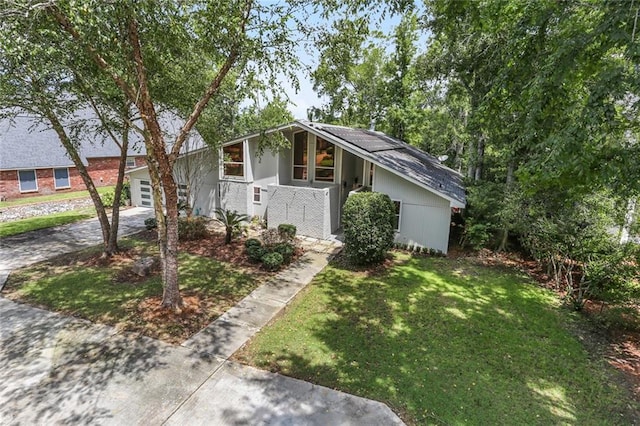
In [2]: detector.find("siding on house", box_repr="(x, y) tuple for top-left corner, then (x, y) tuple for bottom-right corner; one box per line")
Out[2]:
(374, 167), (452, 253)
(267, 183), (339, 239)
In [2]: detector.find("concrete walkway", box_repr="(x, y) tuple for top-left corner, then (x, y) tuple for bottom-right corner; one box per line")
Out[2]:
(0, 214), (404, 425)
(0, 207), (154, 287)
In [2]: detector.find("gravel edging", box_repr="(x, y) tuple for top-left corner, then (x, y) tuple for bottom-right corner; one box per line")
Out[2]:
(0, 198), (95, 223)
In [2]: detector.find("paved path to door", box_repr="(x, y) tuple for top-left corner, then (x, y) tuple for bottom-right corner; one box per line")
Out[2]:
(0, 213), (404, 425)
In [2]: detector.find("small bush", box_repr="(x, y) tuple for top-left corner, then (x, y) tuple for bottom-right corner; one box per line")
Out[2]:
(101, 189), (128, 208)
(245, 238), (262, 249)
(277, 224), (297, 241)
(247, 244), (267, 263)
(178, 217), (207, 241)
(273, 242), (295, 264)
(144, 217), (157, 230)
(342, 192), (395, 265)
(262, 252), (284, 271)
(121, 181), (131, 202)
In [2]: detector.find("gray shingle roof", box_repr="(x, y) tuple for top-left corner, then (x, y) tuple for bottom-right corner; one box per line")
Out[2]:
(302, 121), (466, 207)
(0, 107), (205, 170)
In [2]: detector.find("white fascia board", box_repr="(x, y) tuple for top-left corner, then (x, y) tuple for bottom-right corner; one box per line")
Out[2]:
(295, 121), (466, 209)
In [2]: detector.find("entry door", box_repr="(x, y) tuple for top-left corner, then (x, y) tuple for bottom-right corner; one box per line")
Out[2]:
(137, 179), (153, 207)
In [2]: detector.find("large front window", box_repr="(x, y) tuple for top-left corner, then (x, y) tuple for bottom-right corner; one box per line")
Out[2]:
(223, 142), (244, 177)
(293, 132), (308, 180)
(315, 137), (335, 182)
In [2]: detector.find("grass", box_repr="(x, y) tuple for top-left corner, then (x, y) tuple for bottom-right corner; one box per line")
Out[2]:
(0, 185), (114, 208)
(3, 234), (261, 342)
(0, 208), (96, 238)
(235, 253), (638, 425)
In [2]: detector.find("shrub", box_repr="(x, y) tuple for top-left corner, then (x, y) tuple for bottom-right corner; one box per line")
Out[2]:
(273, 242), (295, 263)
(178, 217), (207, 241)
(247, 245), (267, 263)
(245, 238), (262, 248)
(342, 192), (395, 265)
(277, 224), (297, 241)
(215, 208), (249, 244)
(101, 189), (128, 208)
(144, 217), (157, 230)
(121, 181), (131, 202)
(261, 252), (284, 271)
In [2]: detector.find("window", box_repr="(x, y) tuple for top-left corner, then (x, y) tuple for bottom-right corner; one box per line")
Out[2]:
(392, 200), (402, 231)
(126, 157), (136, 168)
(17, 170), (37, 192)
(253, 186), (261, 203)
(140, 179), (152, 206)
(53, 168), (70, 189)
(315, 137), (335, 182)
(292, 132), (308, 180)
(177, 183), (188, 204)
(223, 142), (244, 177)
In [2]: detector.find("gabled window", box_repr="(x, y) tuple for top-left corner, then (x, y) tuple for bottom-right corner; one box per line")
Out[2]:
(53, 168), (70, 189)
(18, 170), (37, 192)
(292, 131), (308, 180)
(253, 186), (261, 203)
(223, 142), (244, 177)
(315, 137), (335, 182)
(392, 200), (402, 231)
(126, 157), (136, 168)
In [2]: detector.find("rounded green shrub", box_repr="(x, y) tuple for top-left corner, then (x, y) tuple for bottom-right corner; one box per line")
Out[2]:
(342, 192), (396, 265)
(261, 252), (284, 271)
(273, 242), (295, 264)
(245, 238), (262, 248)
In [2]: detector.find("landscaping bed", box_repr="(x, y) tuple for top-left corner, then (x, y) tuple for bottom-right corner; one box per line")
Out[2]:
(2, 230), (273, 344)
(234, 251), (640, 425)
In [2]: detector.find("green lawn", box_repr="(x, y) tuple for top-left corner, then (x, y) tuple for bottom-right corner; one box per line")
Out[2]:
(4, 235), (261, 342)
(236, 253), (638, 425)
(0, 185), (114, 208)
(0, 208), (96, 238)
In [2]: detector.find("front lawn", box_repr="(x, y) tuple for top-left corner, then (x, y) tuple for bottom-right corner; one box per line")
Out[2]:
(0, 186), (114, 208)
(0, 208), (96, 238)
(3, 233), (265, 343)
(235, 253), (638, 425)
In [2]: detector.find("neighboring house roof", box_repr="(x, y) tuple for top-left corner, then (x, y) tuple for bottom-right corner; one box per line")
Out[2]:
(298, 121), (466, 207)
(0, 107), (206, 171)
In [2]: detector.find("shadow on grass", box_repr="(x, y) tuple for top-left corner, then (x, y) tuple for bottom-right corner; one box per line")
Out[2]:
(239, 255), (638, 425)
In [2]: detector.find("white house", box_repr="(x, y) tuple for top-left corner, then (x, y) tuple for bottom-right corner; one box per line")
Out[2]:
(128, 121), (466, 253)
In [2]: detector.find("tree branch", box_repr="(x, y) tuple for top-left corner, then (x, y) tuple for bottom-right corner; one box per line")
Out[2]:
(46, 3), (137, 101)
(170, 0), (254, 161)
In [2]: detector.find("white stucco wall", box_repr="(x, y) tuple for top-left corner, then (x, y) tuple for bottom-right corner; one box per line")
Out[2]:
(374, 167), (452, 253)
(173, 149), (219, 217)
(267, 184), (339, 239)
(248, 140), (279, 218)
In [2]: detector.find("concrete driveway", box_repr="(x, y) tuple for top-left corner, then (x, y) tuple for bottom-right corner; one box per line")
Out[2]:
(0, 211), (404, 425)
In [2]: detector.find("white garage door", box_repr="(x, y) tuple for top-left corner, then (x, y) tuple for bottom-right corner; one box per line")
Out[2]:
(137, 179), (153, 207)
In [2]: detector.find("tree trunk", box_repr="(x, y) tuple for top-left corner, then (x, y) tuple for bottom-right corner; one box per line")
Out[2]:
(497, 160), (515, 251)
(107, 112), (131, 254)
(620, 197), (637, 244)
(45, 107), (113, 255)
(466, 138), (475, 179)
(474, 135), (485, 181)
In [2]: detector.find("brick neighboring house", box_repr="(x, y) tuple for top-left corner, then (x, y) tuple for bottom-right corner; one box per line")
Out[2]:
(0, 111), (148, 201)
